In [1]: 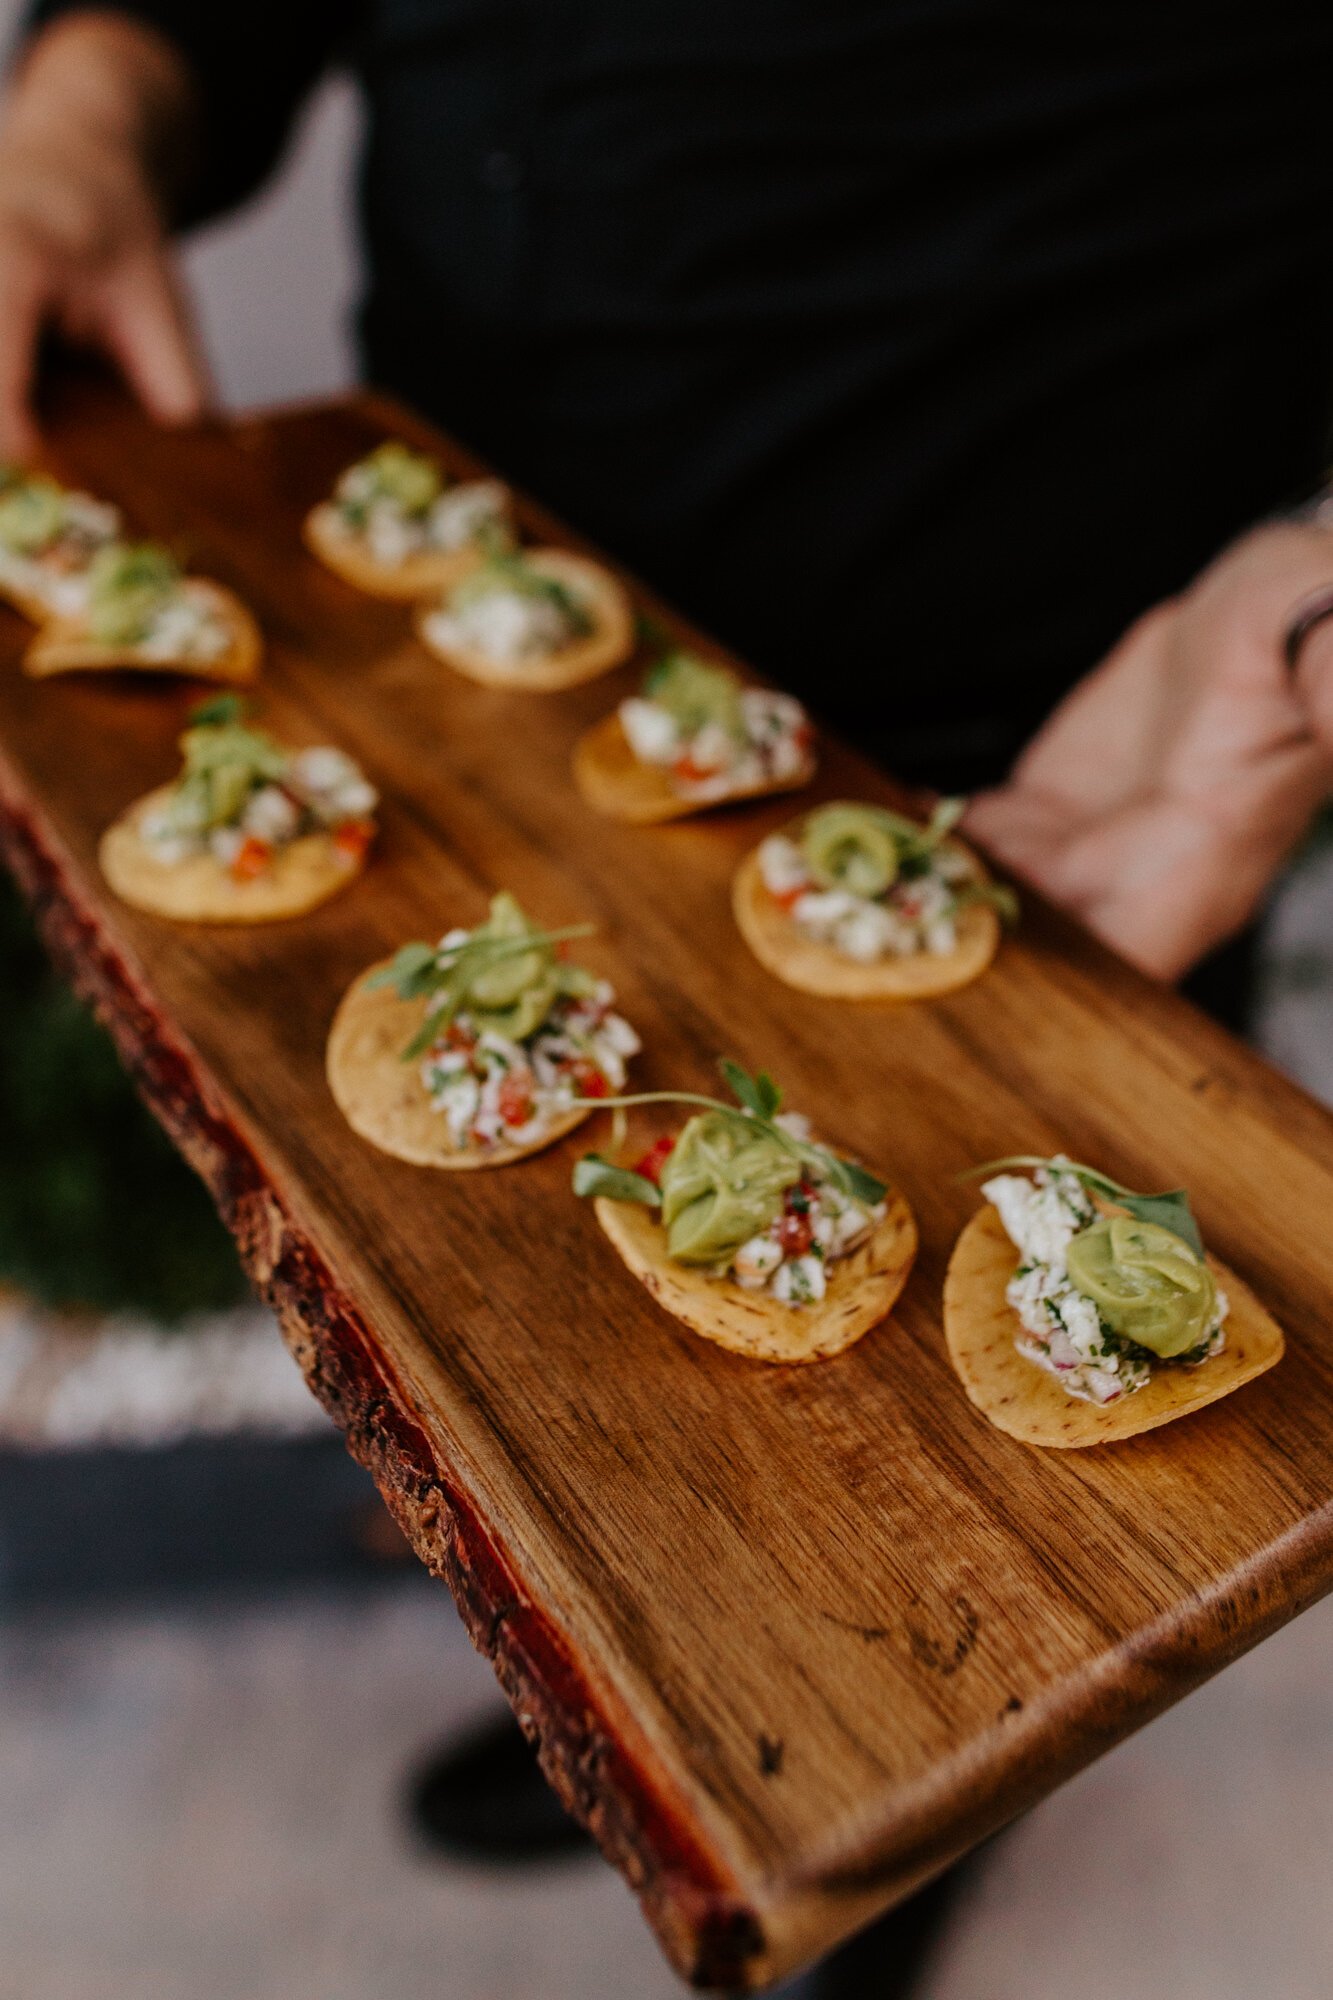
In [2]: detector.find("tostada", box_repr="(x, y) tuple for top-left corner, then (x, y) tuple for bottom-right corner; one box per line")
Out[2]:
(328, 891), (641, 1167)
(573, 650), (816, 823)
(303, 440), (514, 600)
(573, 1061), (917, 1363)
(415, 544), (633, 689)
(733, 797), (1012, 1000)
(100, 695), (377, 922)
(24, 542), (260, 685)
(943, 1155), (1284, 1447)
(0, 469), (121, 623)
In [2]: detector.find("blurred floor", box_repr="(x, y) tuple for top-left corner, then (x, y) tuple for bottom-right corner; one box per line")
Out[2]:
(0, 1584), (692, 2000)
(928, 1591), (1333, 2000)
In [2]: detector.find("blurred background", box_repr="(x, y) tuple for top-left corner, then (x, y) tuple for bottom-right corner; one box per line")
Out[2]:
(3, 19), (1333, 2000)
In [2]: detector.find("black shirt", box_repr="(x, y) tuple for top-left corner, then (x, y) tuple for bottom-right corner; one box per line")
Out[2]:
(32, 0), (1333, 781)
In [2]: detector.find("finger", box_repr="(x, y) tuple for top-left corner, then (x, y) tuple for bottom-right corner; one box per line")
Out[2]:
(1040, 741), (1327, 980)
(95, 245), (210, 424)
(0, 252), (47, 457)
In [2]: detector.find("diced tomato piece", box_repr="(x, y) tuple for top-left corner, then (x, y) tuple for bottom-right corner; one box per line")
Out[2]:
(444, 1022), (477, 1053)
(672, 754), (720, 786)
(777, 1209), (813, 1257)
(568, 1059), (609, 1098)
(770, 882), (805, 911)
(230, 837), (272, 882)
(496, 1074), (536, 1127)
(777, 1182), (814, 1256)
(633, 1134), (676, 1185)
(333, 817), (375, 863)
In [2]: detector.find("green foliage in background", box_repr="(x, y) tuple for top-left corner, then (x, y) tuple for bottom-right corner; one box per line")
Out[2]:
(0, 868), (248, 1320)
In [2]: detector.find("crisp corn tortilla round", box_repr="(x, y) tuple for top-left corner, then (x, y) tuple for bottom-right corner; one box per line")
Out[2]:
(326, 962), (595, 1169)
(942, 1203), (1285, 1448)
(0, 570), (68, 625)
(572, 710), (817, 824)
(100, 785), (369, 924)
(593, 1181), (918, 1364)
(23, 580), (261, 686)
(302, 500), (509, 601)
(732, 834), (1000, 1002)
(414, 549), (635, 690)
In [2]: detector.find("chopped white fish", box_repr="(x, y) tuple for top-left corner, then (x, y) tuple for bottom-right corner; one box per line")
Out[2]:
(426, 585), (575, 664)
(984, 1162), (1225, 1405)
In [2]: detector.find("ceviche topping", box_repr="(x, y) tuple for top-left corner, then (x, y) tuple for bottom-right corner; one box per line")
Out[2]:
(369, 892), (640, 1153)
(573, 1061), (886, 1305)
(618, 652), (813, 800)
(83, 542), (232, 661)
(0, 469), (120, 615)
(330, 442), (509, 566)
(974, 1155), (1226, 1405)
(139, 695), (378, 878)
(422, 549), (593, 664)
(758, 798), (1014, 961)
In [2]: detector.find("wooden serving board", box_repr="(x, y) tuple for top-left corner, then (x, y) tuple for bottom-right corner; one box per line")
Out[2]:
(4, 374), (1333, 1992)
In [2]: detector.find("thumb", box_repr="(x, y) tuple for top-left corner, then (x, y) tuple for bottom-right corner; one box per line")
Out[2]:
(92, 243), (211, 424)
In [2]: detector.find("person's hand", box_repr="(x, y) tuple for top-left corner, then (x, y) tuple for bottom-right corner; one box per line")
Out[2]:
(0, 14), (208, 456)
(965, 520), (1333, 980)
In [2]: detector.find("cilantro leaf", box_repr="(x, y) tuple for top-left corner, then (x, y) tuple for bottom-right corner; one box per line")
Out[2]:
(837, 1158), (889, 1205)
(573, 1155), (663, 1207)
(366, 941), (439, 997)
(955, 879), (1021, 927)
(1113, 1187), (1204, 1259)
(189, 693), (245, 728)
(718, 1058), (782, 1120)
(963, 1154), (1205, 1257)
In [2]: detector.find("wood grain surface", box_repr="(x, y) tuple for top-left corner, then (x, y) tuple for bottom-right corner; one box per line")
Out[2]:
(4, 373), (1333, 1992)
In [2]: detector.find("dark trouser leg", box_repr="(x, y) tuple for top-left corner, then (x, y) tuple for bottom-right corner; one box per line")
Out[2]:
(1181, 923), (1263, 1038)
(812, 1864), (979, 1999)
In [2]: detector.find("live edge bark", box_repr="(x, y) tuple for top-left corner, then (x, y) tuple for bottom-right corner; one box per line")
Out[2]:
(0, 786), (764, 1994)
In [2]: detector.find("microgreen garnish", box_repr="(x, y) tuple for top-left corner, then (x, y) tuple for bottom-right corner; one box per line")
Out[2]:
(964, 1155), (1204, 1257)
(914, 795), (966, 851)
(189, 693), (246, 728)
(370, 903), (597, 1060)
(635, 611), (674, 650)
(462, 542), (593, 636)
(954, 878), (1021, 926)
(572, 1157), (663, 1206)
(572, 1058), (887, 1207)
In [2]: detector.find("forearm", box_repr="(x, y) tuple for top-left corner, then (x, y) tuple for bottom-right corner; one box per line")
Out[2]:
(4, 13), (197, 232)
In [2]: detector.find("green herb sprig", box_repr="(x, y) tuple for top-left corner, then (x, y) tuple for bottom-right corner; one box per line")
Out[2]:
(189, 692), (246, 728)
(572, 1059), (887, 1209)
(369, 918), (596, 1060)
(459, 540), (593, 637)
(954, 878), (1021, 927)
(963, 1154), (1204, 1257)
